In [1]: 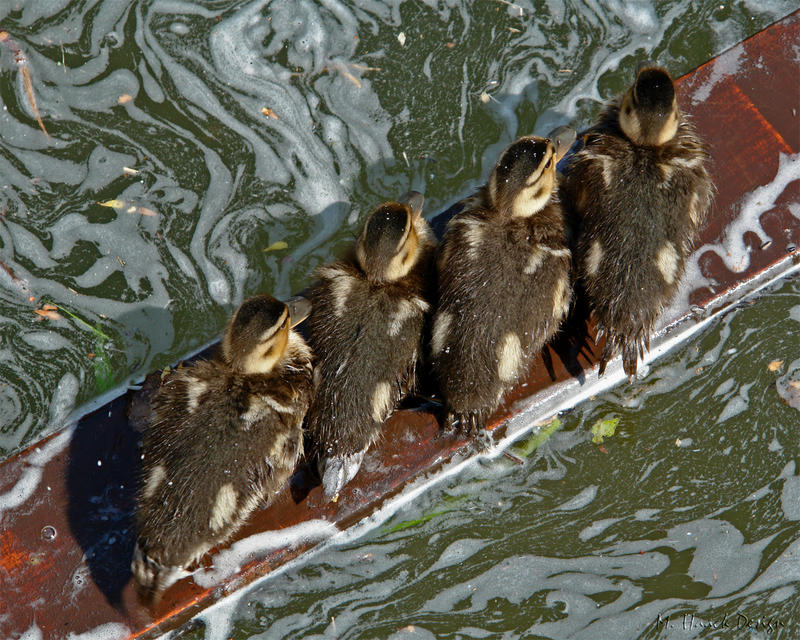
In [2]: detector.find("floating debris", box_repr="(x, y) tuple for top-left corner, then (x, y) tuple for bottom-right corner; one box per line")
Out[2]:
(397, 32), (406, 46)
(776, 361), (800, 411)
(511, 417), (562, 458)
(34, 304), (62, 321)
(340, 69), (362, 88)
(41, 301), (111, 341)
(99, 199), (157, 216)
(591, 417), (619, 444)
(350, 63), (381, 72)
(321, 62), (380, 89)
(261, 107), (279, 119)
(0, 257), (22, 285)
(0, 30), (49, 137)
(768, 360), (784, 372)
(263, 241), (288, 253)
(502, 450), (524, 465)
(496, 0), (524, 16)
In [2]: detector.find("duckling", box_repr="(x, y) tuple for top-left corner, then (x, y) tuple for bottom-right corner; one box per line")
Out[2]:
(561, 62), (713, 377)
(132, 294), (313, 603)
(431, 135), (572, 437)
(305, 192), (436, 501)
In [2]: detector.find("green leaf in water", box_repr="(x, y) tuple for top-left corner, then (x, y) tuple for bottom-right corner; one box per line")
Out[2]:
(92, 341), (115, 393)
(511, 417), (562, 458)
(44, 300), (116, 392)
(591, 417), (620, 444)
(44, 301), (112, 341)
(383, 509), (449, 534)
(382, 494), (468, 535)
(263, 240), (289, 253)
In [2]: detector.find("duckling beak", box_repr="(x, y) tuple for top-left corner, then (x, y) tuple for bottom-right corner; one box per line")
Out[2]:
(547, 125), (577, 163)
(398, 190), (425, 221)
(286, 296), (312, 327)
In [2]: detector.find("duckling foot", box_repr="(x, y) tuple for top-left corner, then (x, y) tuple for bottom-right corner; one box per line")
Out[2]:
(447, 411), (491, 451)
(621, 342), (641, 380)
(598, 336), (616, 377)
(318, 450), (367, 503)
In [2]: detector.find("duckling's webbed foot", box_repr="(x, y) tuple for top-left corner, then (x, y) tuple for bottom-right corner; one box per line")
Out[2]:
(621, 342), (640, 380)
(318, 449), (367, 502)
(598, 331), (642, 381)
(446, 411), (491, 449)
(597, 331), (617, 377)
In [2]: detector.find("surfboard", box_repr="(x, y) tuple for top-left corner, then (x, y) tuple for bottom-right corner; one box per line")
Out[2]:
(1, 10), (798, 639)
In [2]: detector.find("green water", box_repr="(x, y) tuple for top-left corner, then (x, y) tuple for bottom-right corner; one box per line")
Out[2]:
(0, 0), (798, 638)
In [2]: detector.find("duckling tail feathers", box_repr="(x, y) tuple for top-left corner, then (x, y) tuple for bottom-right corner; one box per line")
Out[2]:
(318, 449), (368, 502)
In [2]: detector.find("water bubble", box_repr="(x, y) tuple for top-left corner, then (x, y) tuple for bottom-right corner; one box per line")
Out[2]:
(41, 525), (57, 541)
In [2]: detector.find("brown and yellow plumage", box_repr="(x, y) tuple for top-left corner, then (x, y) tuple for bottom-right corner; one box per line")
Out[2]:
(431, 136), (572, 437)
(132, 295), (313, 603)
(561, 64), (713, 377)
(304, 193), (437, 501)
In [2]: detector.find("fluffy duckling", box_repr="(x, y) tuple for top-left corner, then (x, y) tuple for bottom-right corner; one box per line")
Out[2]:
(132, 294), (313, 603)
(305, 192), (436, 501)
(431, 136), (572, 437)
(561, 63), (713, 377)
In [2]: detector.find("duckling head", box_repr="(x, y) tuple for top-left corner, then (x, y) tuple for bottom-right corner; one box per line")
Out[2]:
(488, 136), (557, 218)
(222, 294), (305, 374)
(356, 193), (425, 283)
(619, 63), (679, 146)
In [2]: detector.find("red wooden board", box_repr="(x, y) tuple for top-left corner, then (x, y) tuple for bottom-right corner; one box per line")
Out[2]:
(1, 11), (798, 639)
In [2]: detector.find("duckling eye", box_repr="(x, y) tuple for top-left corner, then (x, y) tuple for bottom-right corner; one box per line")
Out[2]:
(545, 158), (552, 169)
(625, 106), (632, 116)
